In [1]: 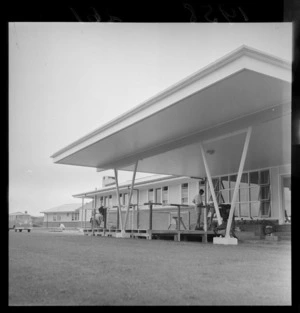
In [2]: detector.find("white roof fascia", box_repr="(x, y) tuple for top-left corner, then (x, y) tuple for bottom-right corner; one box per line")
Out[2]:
(51, 46), (291, 164)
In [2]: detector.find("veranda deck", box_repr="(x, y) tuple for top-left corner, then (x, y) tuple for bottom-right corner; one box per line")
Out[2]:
(83, 227), (215, 242)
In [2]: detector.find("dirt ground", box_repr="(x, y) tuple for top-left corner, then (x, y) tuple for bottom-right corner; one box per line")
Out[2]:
(9, 229), (291, 306)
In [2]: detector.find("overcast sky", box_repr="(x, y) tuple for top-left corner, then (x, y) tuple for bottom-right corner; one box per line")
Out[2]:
(9, 23), (292, 216)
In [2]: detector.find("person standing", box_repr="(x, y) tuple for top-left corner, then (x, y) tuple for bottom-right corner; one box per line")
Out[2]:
(192, 189), (205, 230)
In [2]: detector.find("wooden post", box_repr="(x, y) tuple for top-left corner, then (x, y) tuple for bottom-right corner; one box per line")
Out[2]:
(92, 195), (96, 236)
(226, 127), (252, 238)
(149, 204), (153, 230)
(81, 197), (84, 229)
(132, 205), (135, 230)
(177, 205), (181, 231)
(124, 161), (138, 230)
(203, 206), (207, 232)
(103, 207), (107, 230)
(137, 205), (139, 229)
(84, 202), (87, 229)
(188, 211), (190, 230)
(114, 168), (123, 231)
(200, 143), (222, 225)
(117, 207), (120, 229)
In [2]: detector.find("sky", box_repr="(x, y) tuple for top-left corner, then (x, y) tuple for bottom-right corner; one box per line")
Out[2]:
(9, 23), (292, 216)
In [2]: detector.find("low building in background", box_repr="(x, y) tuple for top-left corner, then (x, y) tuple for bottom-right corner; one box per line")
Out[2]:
(40, 203), (93, 228)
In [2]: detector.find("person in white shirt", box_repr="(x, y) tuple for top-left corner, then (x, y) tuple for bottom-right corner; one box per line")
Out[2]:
(192, 189), (205, 230)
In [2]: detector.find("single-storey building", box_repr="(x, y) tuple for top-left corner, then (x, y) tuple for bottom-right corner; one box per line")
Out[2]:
(40, 202), (93, 228)
(51, 45), (291, 243)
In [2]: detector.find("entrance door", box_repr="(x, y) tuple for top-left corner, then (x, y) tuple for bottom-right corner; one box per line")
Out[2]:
(281, 175), (291, 223)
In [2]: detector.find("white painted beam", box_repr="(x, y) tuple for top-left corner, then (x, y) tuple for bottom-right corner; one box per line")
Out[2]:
(123, 161), (138, 231)
(200, 143), (222, 225)
(114, 168), (123, 231)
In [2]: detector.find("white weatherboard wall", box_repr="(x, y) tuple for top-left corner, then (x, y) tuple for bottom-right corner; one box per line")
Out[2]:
(189, 181), (199, 203)
(169, 183), (181, 204)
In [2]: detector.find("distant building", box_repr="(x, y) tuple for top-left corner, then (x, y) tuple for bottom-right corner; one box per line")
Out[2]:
(40, 203), (93, 228)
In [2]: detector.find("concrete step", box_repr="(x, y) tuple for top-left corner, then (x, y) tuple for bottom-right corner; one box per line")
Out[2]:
(272, 231), (291, 237)
(275, 224), (291, 232)
(235, 231), (263, 240)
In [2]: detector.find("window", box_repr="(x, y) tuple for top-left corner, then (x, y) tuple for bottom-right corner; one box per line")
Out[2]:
(108, 195), (113, 208)
(162, 186), (168, 204)
(209, 178), (220, 202)
(148, 189), (154, 203)
(259, 170), (271, 217)
(181, 183), (188, 204)
(155, 188), (162, 203)
(209, 169), (271, 219)
(100, 196), (104, 206)
(124, 193), (129, 205)
(53, 215), (57, 221)
(57, 215), (61, 221)
(72, 213), (79, 221)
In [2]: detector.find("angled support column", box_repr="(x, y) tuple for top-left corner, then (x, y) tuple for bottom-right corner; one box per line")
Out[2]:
(214, 127), (252, 245)
(114, 168), (123, 231)
(81, 197), (84, 229)
(92, 194), (96, 236)
(200, 143), (222, 226)
(124, 160), (138, 231)
(225, 127), (252, 238)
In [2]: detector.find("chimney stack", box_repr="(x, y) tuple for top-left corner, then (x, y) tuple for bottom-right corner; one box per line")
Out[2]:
(102, 176), (116, 187)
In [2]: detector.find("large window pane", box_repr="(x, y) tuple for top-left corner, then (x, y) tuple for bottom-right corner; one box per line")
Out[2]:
(181, 183), (188, 204)
(250, 171), (259, 186)
(220, 190), (230, 203)
(240, 173), (248, 184)
(155, 188), (162, 203)
(221, 176), (230, 189)
(260, 186), (270, 200)
(261, 202), (271, 217)
(250, 187), (260, 201)
(239, 173), (249, 188)
(230, 175), (237, 188)
(234, 205), (240, 217)
(260, 170), (270, 185)
(148, 189), (154, 202)
(250, 202), (260, 217)
(239, 188), (249, 202)
(162, 186), (168, 204)
(240, 203), (249, 217)
(212, 178), (219, 190)
(108, 195), (112, 208)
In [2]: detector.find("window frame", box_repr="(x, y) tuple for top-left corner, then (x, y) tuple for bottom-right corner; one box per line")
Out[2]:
(162, 186), (169, 205)
(210, 169), (272, 219)
(181, 183), (189, 204)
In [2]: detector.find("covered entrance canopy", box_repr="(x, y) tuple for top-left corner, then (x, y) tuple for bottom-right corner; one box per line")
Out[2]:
(51, 46), (291, 243)
(52, 45), (291, 177)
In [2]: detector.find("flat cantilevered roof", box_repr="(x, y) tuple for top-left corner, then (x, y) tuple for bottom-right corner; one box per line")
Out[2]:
(51, 45), (291, 177)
